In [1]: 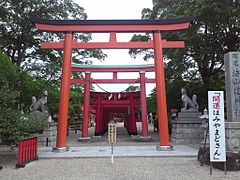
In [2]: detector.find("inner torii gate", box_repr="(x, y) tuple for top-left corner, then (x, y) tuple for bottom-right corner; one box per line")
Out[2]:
(71, 64), (156, 140)
(31, 17), (193, 152)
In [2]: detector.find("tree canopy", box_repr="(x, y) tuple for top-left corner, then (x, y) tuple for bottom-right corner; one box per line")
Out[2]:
(0, 0), (106, 85)
(140, 0), (240, 110)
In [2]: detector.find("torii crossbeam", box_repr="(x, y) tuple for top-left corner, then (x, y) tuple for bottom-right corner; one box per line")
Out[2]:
(31, 17), (194, 152)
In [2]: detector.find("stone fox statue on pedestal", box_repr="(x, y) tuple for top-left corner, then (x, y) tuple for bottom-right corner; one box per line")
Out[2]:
(30, 91), (48, 114)
(181, 88), (199, 110)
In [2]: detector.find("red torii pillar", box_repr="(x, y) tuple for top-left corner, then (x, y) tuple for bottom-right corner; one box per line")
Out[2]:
(53, 32), (72, 152)
(153, 31), (171, 149)
(79, 71), (91, 141)
(129, 96), (137, 135)
(95, 95), (102, 136)
(139, 71), (151, 141)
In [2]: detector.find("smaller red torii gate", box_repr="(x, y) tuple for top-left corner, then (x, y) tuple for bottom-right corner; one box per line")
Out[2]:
(71, 64), (155, 140)
(91, 91), (141, 137)
(31, 17), (194, 152)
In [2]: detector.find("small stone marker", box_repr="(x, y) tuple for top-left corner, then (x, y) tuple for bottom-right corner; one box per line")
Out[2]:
(224, 52), (240, 122)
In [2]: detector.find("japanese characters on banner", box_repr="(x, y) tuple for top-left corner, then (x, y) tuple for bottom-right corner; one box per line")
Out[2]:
(208, 91), (226, 162)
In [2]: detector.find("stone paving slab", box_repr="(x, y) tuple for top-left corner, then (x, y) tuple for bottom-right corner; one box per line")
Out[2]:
(38, 145), (198, 158)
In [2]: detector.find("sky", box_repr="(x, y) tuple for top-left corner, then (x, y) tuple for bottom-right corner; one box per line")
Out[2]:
(74, 0), (155, 95)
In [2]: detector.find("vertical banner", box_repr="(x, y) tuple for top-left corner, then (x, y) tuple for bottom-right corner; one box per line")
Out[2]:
(208, 91), (226, 162)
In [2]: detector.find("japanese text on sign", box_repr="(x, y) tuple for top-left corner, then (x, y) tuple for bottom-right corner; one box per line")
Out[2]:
(108, 123), (117, 144)
(208, 91), (226, 162)
(225, 52), (240, 121)
(231, 53), (240, 117)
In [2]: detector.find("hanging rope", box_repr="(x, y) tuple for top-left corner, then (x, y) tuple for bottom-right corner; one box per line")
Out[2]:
(93, 79), (139, 93)
(94, 83), (110, 93)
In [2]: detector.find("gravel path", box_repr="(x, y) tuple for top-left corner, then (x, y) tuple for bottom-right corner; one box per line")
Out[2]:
(1, 157), (240, 180)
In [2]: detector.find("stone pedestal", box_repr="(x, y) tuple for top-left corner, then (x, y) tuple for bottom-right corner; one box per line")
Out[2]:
(35, 122), (57, 146)
(78, 137), (91, 142)
(139, 136), (152, 142)
(225, 122), (240, 152)
(171, 109), (203, 144)
(92, 136), (102, 142)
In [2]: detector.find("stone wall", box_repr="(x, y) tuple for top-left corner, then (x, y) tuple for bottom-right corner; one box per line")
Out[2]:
(35, 122), (57, 146)
(225, 122), (240, 152)
(171, 109), (240, 152)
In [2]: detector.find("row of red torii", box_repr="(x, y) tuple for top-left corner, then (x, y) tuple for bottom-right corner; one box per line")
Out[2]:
(72, 64), (155, 139)
(31, 17), (193, 151)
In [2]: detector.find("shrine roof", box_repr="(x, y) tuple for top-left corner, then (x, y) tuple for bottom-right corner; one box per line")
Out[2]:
(30, 17), (194, 32)
(31, 17), (194, 26)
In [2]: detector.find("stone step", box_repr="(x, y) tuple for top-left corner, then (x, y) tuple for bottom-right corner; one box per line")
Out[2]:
(178, 112), (202, 118)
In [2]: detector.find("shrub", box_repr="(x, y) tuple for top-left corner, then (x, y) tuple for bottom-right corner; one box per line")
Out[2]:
(0, 108), (48, 144)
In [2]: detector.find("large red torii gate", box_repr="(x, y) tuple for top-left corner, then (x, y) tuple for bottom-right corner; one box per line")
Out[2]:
(31, 17), (193, 152)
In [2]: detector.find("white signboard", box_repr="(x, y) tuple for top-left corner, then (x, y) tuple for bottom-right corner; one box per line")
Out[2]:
(208, 91), (226, 162)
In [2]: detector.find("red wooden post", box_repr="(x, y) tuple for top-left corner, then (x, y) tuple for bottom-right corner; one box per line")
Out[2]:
(17, 142), (23, 165)
(25, 141), (28, 162)
(139, 71), (149, 137)
(34, 138), (38, 159)
(55, 31), (73, 151)
(100, 102), (104, 134)
(31, 138), (34, 160)
(95, 95), (102, 136)
(81, 71), (91, 139)
(29, 139), (33, 160)
(33, 138), (37, 158)
(129, 96), (137, 135)
(153, 30), (171, 148)
(23, 141), (26, 164)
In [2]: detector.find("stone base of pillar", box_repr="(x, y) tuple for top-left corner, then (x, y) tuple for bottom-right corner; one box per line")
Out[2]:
(52, 146), (69, 153)
(156, 145), (173, 151)
(127, 131), (138, 136)
(92, 136), (102, 142)
(130, 135), (140, 140)
(139, 136), (152, 142)
(78, 137), (91, 142)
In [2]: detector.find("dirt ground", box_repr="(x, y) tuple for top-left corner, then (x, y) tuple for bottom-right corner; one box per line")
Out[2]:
(0, 145), (17, 169)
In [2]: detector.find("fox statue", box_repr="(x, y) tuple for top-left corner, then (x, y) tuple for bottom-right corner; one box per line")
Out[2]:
(30, 91), (48, 113)
(181, 88), (199, 110)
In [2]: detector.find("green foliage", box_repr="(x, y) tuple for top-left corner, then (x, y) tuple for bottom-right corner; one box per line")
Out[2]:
(0, 51), (20, 109)
(0, 0), (86, 67)
(143, 0), (240, 85)
(0, 0), (106, 85)
(0, 108), (48, 144)
(147, 88), (157, 113)
(69, 90), (83, 116)
(139, 0), (240, 109)
(0, 51), (57, 144)
(24, 114), (48, 135)
(125, 85), (140, 92)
